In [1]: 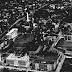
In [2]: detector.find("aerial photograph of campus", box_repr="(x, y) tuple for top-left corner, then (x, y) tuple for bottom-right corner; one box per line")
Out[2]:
(0, 0), (72, 72)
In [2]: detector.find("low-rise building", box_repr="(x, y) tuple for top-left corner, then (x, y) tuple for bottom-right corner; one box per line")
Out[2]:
(6, 53), (30, 68)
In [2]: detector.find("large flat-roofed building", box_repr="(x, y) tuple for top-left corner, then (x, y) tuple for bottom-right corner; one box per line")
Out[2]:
(6, 53), (30, 68)
(30, 52), (60, 72)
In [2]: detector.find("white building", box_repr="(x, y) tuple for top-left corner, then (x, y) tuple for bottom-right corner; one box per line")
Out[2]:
(6, 28), (18, 40)
(6, 53), (30, 68)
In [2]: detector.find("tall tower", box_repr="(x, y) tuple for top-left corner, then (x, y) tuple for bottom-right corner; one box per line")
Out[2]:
(25, 7), (30, 22)
(26, 12), (30, 22)
(0, 52), (1, 61)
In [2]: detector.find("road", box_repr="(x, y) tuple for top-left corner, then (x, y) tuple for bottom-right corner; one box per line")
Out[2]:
(55, 53), (65, 72)
(0, 17), (25, 39)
